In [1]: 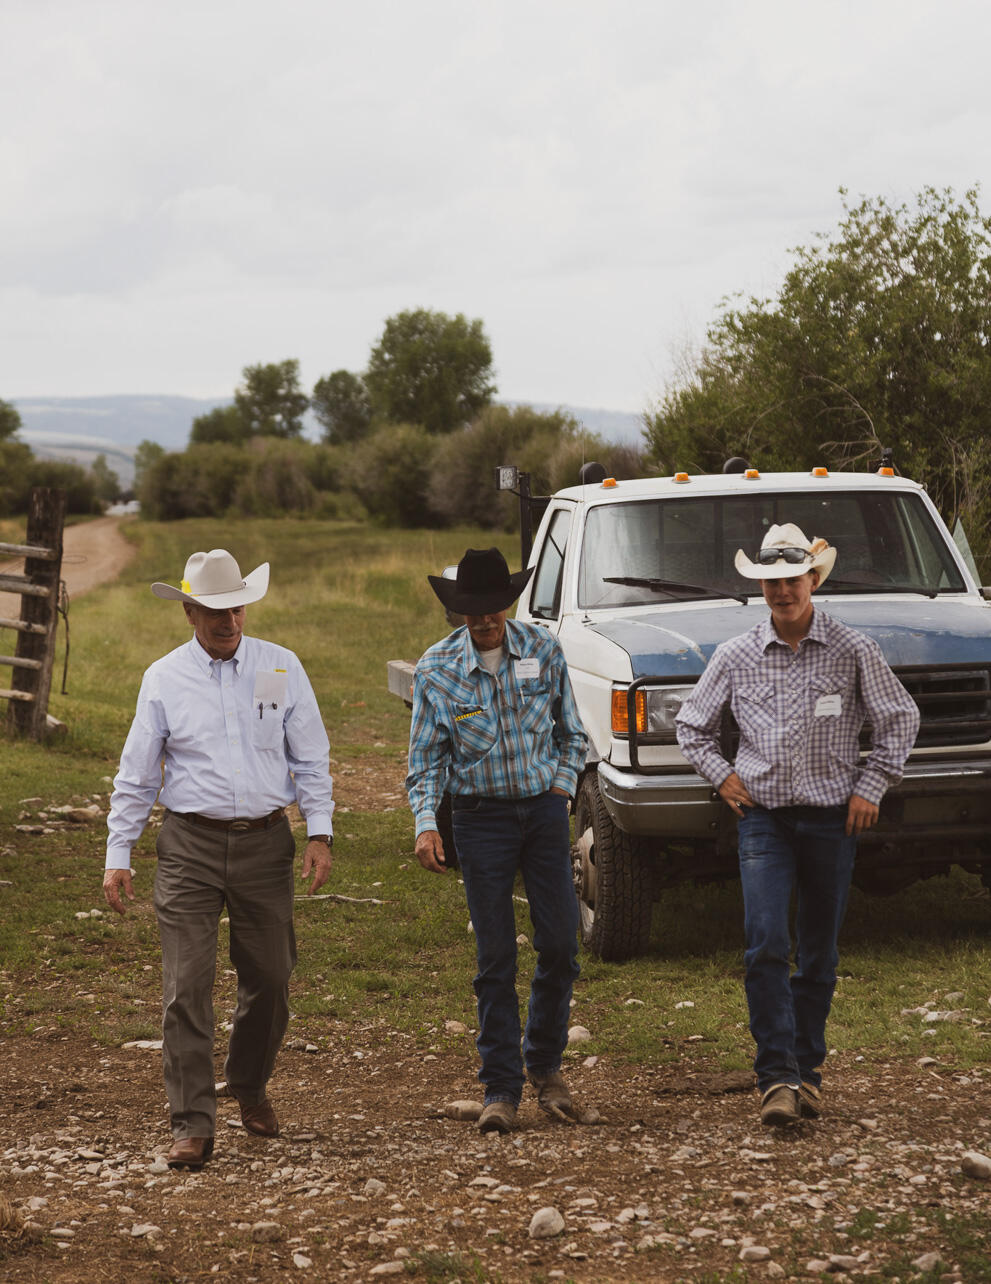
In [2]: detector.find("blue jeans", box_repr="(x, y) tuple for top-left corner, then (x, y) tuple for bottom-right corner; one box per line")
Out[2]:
(452, 791), (580, 1106)
(737, 805), (856, 1093)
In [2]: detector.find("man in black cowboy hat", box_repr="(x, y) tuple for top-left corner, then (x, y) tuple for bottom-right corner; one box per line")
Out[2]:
(406, 547), (588, 1133)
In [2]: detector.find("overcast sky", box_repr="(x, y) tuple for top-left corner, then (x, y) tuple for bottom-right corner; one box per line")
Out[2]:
(3, 0), (990, 415)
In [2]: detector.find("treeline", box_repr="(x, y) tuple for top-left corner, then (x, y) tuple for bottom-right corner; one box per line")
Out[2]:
(135, 308), (643, 527)
(0, 402), (120, 516)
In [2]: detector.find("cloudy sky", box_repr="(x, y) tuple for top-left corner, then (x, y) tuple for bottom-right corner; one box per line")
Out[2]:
(2, 0), (989, 415)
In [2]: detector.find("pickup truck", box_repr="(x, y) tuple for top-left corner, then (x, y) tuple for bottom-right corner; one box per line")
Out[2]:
(501, 458), (991, 960)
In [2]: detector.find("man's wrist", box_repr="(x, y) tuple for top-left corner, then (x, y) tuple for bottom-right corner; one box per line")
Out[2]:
(307, 834), (332, 847)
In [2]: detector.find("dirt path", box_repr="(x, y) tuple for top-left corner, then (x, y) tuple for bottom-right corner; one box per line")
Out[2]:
(0, 516), (136, 618)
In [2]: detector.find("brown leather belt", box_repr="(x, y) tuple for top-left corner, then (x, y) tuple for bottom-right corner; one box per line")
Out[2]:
(173, 807), (285, 832)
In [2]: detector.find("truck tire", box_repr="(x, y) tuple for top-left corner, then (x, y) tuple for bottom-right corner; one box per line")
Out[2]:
(572, 772), (654, 961)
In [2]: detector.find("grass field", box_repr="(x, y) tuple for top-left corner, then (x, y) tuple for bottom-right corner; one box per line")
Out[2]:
(2, 515), (990, 1076)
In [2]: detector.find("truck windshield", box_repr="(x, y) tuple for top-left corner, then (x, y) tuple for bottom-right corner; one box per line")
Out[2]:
(578, 489), (967, 609)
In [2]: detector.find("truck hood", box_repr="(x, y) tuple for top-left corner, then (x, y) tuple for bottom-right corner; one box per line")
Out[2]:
(588, 597), (991, 678)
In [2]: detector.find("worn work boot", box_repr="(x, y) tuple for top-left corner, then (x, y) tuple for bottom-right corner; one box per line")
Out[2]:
(760, 1083), (801, 1126)
(798, 1081), (823, 1119)
(529, 1070), (577, 1122)
(478, 1101), (517, 1134)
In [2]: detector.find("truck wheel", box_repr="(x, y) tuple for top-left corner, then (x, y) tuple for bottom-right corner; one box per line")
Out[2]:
(572, 773), (654, 961)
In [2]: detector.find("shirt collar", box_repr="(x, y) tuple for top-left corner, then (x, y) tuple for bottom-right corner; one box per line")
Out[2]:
(188, 633), (246, 676)
(759, 607), (828, 653)
(459, 617), (524, 674)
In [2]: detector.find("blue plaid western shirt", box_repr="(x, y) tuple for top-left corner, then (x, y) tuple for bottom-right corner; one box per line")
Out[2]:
(406, 618), (588, 837)
(675, 609), (919, 808)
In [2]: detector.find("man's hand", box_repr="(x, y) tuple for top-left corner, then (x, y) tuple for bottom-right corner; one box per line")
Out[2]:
(415, 829), (448, 874)
(103, 868), (135, 916)
(301, 839), (333, 895)
(717, 771), (755, 818)
(846, 794), (879, 836)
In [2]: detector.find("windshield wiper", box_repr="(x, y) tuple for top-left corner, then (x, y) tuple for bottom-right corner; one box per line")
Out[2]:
(825, 577), (939, 599)
(602, 576), (749, 605)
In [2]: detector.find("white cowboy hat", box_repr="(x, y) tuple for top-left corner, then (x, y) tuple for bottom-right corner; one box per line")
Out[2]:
(151, 549), (270, 608)
(734, 523), (836, 586)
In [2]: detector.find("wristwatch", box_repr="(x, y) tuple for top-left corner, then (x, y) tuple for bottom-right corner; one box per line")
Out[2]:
(308, 834), (333, 848)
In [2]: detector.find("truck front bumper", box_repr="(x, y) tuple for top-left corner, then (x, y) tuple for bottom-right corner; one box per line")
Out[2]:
(597, 757), (991, 845)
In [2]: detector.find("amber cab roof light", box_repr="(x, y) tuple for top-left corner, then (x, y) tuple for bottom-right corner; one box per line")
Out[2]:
(744, 468), (760, 480)
(877, 466), (895, 476)
(673, 472), (690, 483)
(811, 466), (829, 477)
(601, 477), (618, 488)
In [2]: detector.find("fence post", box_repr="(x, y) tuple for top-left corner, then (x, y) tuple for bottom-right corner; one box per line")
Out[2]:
(6, 488), (66, 738)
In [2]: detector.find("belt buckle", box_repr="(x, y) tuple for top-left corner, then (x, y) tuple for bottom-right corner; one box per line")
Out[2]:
(230, 820), (252, 832)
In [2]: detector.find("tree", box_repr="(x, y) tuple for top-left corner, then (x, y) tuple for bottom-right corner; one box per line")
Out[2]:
(189, 404), (248, 446)
(90, 454), (121, 505)
(364, 308), (495, 434)
(645, 189), (991, 551)
(233, 359), (309, 438)
(134, 439), (166, 488)
(346, 423), (439, 526)
(312, 370), (373, 444)
(0, 397), (21, 441)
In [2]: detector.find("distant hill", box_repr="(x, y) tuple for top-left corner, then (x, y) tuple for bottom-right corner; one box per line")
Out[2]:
(11, 395), (645, 490)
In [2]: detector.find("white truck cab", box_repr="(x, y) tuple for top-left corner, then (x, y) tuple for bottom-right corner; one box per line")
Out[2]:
(507, 460), (991, 959)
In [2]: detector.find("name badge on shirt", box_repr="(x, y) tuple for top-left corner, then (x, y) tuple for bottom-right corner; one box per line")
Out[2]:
(514, 658), (540, 680)
(814, 693), (842, 718)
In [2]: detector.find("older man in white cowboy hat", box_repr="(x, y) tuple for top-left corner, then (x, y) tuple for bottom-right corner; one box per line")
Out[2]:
(103, 549), (334, 1170)
(406, 547), (588, 1134)
(676, 523), (918, 1127)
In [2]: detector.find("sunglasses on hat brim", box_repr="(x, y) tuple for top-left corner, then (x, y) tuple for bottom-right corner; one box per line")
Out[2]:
(756, 546), (813, 566)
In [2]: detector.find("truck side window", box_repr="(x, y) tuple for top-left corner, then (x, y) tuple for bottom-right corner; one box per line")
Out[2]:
(530, 508), (572, 620)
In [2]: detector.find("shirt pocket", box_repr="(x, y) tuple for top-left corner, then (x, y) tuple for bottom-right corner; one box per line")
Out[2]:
(516, 679), (553, 733)
(810, 671), (853, 712)
(450, 702), (498, 756)
(734, 682), (778, 733)
(251, 673), (288, 750)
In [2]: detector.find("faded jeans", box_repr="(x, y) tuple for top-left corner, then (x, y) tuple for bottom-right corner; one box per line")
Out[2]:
(737, 804), (856, 1092)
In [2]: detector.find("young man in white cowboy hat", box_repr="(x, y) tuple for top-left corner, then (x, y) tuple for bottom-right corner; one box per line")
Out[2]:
(103, 549), (334, 1170)
(406, 547), (588, 1133)
(676, 524), (918, 1126)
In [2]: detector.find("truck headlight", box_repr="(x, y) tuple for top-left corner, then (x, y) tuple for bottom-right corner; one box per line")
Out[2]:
(611, 685), (694, 739)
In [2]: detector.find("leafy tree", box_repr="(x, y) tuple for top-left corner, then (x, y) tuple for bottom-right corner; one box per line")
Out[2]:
(234, 359), (309, 438)
(0, 397), (21, 441)
(644, 187), (991, 564)
(90, 454), (121, 505)
(346, 423), (439, 526)
(426, 405), (643, 529)
(134, 439), (166, 488)
(0, 439), (33, 514)
(312, 370), (373, 444)
(189, 404), (248, 446)
(365, 308), (495, 434)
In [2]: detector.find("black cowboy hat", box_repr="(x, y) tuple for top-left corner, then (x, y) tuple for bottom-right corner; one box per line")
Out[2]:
(427, 547), (534, 616)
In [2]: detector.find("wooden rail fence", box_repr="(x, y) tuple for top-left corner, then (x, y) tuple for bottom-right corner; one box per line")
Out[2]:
(0, 487), (66, 738)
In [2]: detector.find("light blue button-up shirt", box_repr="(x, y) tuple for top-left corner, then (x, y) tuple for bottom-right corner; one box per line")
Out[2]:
(105, 634), (334, 869)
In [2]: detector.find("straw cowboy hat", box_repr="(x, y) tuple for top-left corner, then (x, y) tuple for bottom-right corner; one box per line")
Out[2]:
(151, 549), (270, 608)
(734, 523), (836, 587)
(428, 547), (533, 616)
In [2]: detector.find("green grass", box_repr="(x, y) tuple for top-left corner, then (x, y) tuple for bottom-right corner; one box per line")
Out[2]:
(1, 515), (991, 1075)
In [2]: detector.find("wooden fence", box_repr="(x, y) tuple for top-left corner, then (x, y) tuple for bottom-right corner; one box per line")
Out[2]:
(0, 488), (66, 738)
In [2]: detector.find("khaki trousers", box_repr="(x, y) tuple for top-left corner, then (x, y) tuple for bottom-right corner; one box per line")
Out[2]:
(153, 812), (297, 1138)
